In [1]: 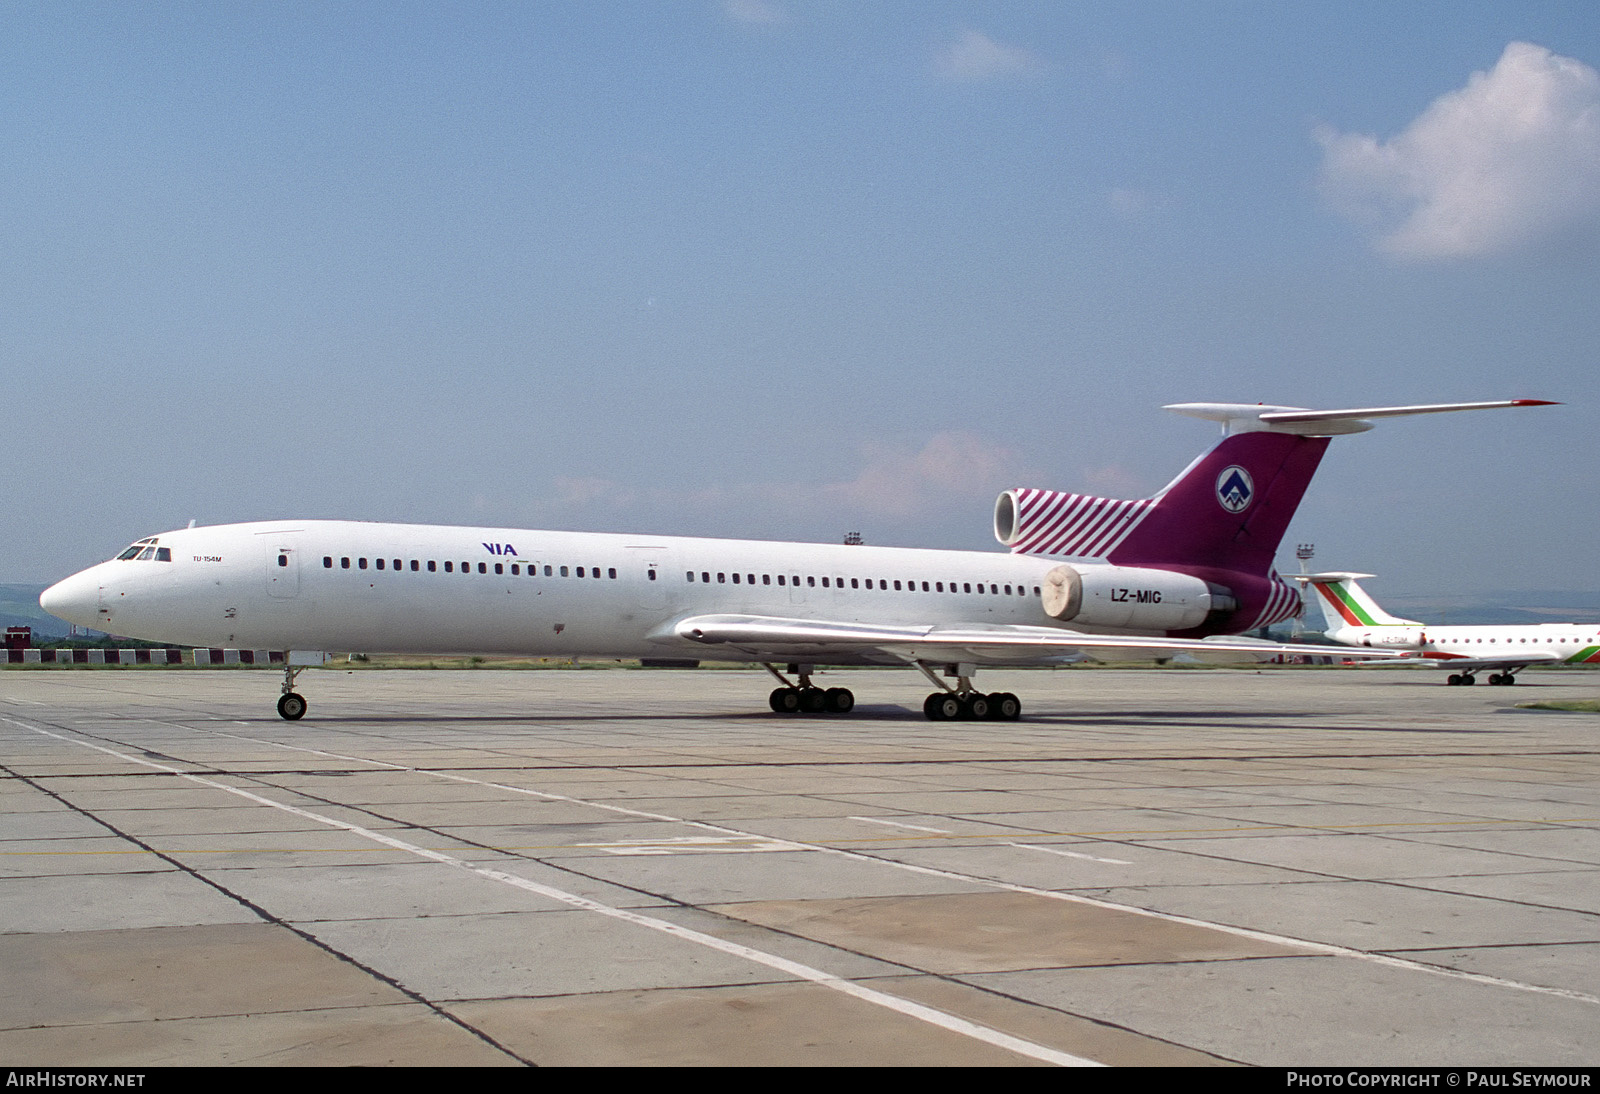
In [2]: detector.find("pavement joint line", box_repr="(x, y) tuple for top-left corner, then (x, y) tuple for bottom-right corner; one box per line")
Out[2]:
(22, 712), (1600, 1011)
(5, 713), (1102, 1068)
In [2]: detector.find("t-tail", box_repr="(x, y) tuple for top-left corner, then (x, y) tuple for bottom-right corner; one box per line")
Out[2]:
(1297, 573), (1421, 638)
(992, 400), (1555, 638)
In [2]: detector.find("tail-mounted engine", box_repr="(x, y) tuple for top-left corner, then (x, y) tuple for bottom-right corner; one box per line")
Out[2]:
(1041, 564), (1237, 632)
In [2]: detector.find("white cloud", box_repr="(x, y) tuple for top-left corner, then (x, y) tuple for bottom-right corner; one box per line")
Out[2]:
(542, 433), (1030, 525)
(815, 432), (1026, 516)
(936, 29), (1041, 82)
(1316, 42), (1600, 259)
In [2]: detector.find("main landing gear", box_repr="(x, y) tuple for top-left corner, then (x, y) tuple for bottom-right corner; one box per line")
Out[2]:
(916, 661), (1021, 721)
(1446, 671), (1519, 686)
(763, 663), (855, 715)
(278, 660), (308, 720)
(759, 661), (1023, 720)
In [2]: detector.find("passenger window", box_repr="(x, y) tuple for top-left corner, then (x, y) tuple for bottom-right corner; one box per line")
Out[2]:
(577, 567), (585, 578)
(733, 573), (741, 584)
(686, 571), (695, 581)
(324, 557), (333, 568)
(375, 558), (384, 570)
(445, 561), (453, 572)
(358, 558), (368, 569)
(718, 573), (726, 583)
(428, 561), (437, 572)
(820, 577), (828, 588)
(762, 575), (770, 585)
(560, 566), (569, 577)
(851, 578), (859, 589)
(395, 559), (402, 571)
(495, 563), (503, 575)
(610, 568), (617, 579)
(702, 572), (710, 583)
(778, 575), (786, 586)
(478, 563), (487, 574)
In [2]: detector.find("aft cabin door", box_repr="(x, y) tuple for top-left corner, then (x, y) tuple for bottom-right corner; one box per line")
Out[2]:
(267, 544), (300, 599)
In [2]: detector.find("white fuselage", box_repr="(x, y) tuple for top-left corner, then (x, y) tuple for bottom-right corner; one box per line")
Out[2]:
(1325, 623), (1600, 667)
(48, 520), (1148, 663)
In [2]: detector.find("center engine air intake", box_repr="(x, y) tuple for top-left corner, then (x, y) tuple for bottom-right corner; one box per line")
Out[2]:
(1040, 564), (1235, 631)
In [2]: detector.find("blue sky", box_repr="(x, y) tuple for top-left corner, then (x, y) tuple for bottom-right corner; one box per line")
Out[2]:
(5, 2), (1597, 596)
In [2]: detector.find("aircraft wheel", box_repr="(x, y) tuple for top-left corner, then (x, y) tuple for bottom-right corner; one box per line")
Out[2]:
(824, 687), (855, 714)
(799, 687), (827, 714)
(1503, 674), (1516, 686)
(990, 692), (1021, 721)
(925, 693), (960, 721)
(277, 692), (307, 721)
(1461, 674), (1476, 685)
(1446, 674), (1462, 686)
(770, 687), (800, 714)
(961, 693), (990, 720)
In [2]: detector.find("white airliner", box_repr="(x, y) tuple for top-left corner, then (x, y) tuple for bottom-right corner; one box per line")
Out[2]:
(1300, 572), (1600, 686)
(39, 399), (1552, 720)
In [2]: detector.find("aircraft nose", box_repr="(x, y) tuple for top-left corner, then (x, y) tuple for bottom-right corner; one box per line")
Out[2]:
(40, 570), (101, 629)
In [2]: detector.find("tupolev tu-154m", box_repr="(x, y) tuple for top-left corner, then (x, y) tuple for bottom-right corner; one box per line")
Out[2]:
(39, 399), (1553, 721)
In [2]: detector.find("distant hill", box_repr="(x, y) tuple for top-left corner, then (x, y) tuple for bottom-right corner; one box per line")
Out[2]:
(1381, 590), (1600, 627)
(0, 583), (88, 638)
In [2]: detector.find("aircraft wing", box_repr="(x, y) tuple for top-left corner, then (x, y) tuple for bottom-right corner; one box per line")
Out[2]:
(659, 614), (1399, 666)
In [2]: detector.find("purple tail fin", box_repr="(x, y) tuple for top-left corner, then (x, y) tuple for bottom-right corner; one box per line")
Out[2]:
(996, 431), (1329, 576)
(993, 398), (1552, 635)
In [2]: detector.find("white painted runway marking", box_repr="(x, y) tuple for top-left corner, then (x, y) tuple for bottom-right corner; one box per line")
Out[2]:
(850, 816), (951, 834)
(6, 716), (1101, 1068)
(1007, 842), (1133, 865)
(578, 835), (803, 855)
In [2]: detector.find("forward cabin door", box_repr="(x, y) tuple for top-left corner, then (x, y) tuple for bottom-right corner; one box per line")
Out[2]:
(267, 541), (300, 599)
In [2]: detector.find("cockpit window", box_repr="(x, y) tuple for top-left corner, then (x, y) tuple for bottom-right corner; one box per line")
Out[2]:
(115, 538), (170, 562)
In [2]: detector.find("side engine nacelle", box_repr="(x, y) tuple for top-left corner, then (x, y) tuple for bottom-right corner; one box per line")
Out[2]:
(1041, 564), (1236, 632)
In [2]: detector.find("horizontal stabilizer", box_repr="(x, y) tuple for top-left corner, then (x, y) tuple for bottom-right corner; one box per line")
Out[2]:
(1165, 399), (1557, 437)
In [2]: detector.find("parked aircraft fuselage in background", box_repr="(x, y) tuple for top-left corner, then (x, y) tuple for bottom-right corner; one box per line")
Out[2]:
(1302, 572), (1600, 685)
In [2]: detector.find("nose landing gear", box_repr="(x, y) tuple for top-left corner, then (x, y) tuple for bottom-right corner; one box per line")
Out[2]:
(274, 652), (327, 719)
